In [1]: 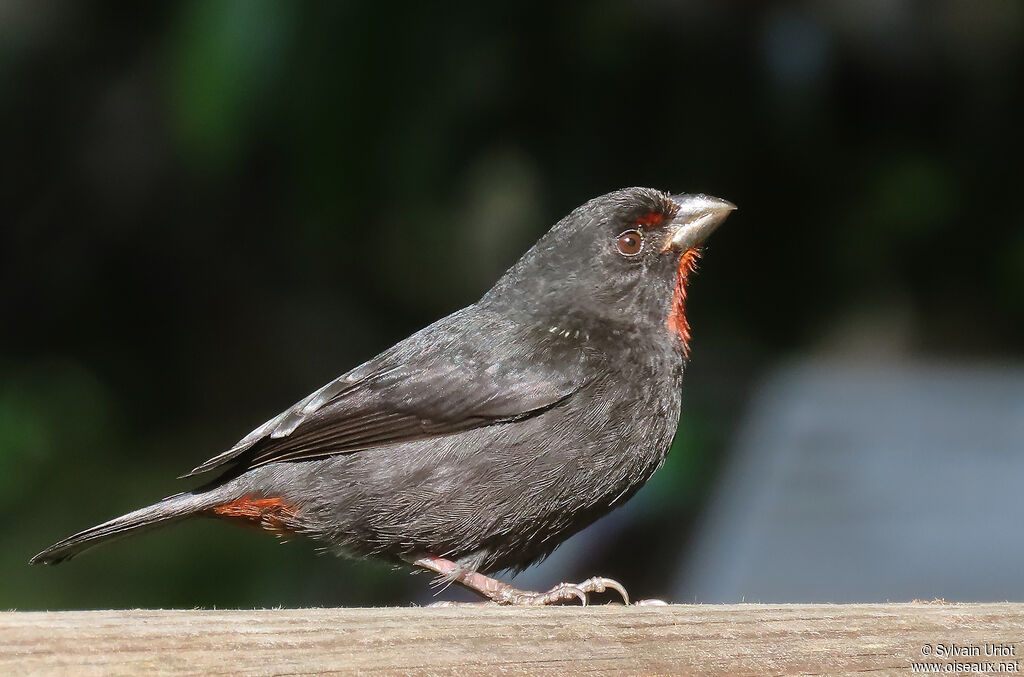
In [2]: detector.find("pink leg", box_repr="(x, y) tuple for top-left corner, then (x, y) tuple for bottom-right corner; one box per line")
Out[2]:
(411, 555), (632, 606)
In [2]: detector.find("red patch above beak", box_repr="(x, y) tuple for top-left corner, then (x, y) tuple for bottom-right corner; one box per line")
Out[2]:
(636, 211), (664, 228)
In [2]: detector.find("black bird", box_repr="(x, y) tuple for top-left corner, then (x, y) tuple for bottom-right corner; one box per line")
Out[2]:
(31, 187), (735, 605)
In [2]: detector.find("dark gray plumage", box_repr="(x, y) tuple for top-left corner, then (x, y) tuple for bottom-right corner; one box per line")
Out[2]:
(31, 187), (735, 603)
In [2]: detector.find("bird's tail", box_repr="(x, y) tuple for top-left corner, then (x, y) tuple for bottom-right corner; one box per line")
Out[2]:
(29, 489), (229, 565)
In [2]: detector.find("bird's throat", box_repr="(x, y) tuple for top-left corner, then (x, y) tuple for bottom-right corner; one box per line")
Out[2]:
(666, 248), (701, 357)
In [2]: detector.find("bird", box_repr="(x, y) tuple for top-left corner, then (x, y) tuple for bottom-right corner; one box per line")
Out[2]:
(30, 187), (735, 606)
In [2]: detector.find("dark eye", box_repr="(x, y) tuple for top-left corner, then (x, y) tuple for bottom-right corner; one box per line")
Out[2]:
(616, 229), (644, 256)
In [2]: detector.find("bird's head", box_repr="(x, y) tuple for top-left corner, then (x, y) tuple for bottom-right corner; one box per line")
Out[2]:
(483, 187), (735, 354)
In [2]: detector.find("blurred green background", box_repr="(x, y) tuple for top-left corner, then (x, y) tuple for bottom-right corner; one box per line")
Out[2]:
(2, 0), (1022, 609)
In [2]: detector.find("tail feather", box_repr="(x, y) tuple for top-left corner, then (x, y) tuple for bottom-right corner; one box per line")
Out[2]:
(29, 490), (227, 565)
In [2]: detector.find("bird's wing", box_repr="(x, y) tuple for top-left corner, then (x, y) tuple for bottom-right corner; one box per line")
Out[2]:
(184, 308), (596, 477)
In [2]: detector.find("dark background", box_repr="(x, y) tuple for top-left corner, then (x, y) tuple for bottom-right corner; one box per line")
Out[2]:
(3, 0), (1022, 609)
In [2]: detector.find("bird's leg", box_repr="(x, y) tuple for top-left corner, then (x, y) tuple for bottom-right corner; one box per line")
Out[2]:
(411, 555), (632, 606)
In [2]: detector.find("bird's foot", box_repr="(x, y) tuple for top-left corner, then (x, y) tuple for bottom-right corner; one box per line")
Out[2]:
(428, 594), (666, 607)
(411, 555), (637, 606)
(496, 576), (629, 606)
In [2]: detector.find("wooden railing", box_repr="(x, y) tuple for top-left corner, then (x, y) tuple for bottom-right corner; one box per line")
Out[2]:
(2, 603), (1022, 675)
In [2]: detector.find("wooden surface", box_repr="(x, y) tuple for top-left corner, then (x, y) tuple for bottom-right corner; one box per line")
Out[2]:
(2, 604), (1023, 676)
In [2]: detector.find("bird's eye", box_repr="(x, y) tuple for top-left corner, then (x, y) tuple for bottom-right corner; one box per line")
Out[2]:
(616, 230), (644, 256)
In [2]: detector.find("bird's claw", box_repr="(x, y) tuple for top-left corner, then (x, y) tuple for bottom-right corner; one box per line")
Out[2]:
(575, 576), (630, 605)
(414, 556), (655, 607)
(503, 576), (630, 606)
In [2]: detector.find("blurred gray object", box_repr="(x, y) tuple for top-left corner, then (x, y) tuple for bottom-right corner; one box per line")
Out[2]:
(677, 362), (1024, 603)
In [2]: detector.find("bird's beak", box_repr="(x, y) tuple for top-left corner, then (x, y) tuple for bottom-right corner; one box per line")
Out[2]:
(662, 194), (737, 253)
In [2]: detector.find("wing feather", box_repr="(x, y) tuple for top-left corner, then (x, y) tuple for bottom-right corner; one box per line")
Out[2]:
(185, 307), (595, 477)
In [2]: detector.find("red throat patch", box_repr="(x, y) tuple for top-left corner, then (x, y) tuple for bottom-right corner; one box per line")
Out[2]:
(210, 496), (298, 535)
(667, 248), (701, 357)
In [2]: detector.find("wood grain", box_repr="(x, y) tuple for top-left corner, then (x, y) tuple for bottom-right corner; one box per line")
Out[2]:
(2, 604), (1022, 676)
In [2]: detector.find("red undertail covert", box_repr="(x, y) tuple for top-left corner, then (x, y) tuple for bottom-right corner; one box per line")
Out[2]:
(210, 496), (298, 535)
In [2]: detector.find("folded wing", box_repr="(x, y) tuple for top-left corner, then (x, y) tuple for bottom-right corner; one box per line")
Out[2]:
(185, 308), (595, 477)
